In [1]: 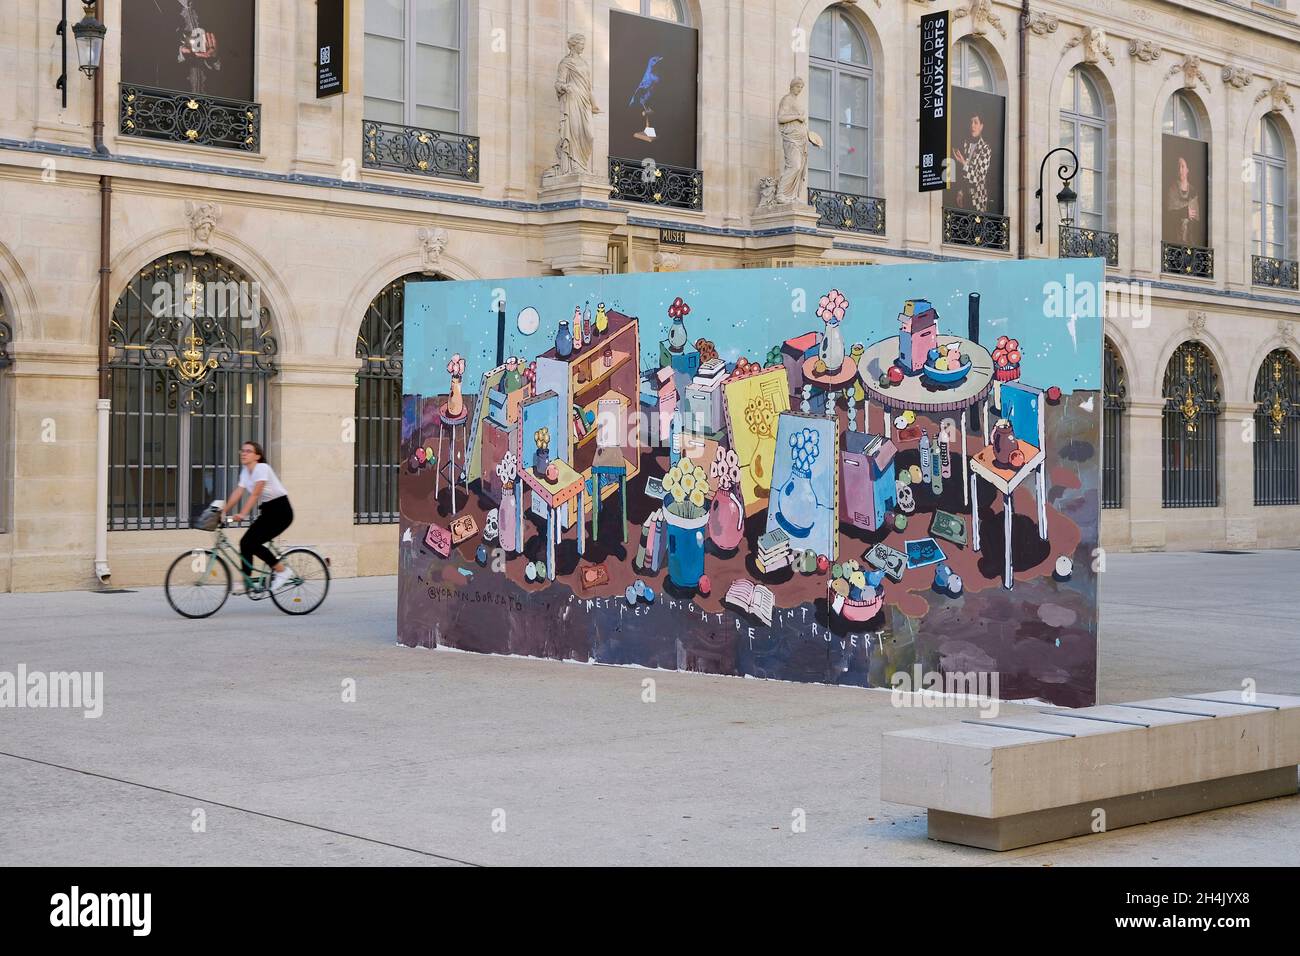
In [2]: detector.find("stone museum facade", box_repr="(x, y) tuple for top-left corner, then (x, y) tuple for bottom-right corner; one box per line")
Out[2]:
(0, 0), (1298, 591)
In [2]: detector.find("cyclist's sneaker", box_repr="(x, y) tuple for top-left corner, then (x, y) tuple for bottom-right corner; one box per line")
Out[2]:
(270, 569), (294, 593)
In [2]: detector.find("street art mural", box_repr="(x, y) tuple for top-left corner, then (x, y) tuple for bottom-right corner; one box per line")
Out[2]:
(399, 259), (1105, 706)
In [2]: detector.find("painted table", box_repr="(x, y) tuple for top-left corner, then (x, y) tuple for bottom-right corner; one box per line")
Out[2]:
(516, 459), (586, 580)
(436, 404), (470, 514)
(856, 335), (995, 506)
(591, 445), (629, 544)
(800, 355), (860, 421)
(969, 440), (1048, 590)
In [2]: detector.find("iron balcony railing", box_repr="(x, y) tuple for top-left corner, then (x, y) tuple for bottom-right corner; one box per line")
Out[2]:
(608, 157), (702, 211)
(1059, 224), (1119, 268)
(120, 85), (260, 152)
(942, 207), (1010, 251)
(362, 120), (479, 182)
(1161, 242), (1214, 279)
(1251, 254), (1299, 291)
(808, 188), (886, 235)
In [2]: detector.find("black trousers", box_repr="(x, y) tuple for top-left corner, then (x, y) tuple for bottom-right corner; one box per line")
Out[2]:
(240, 496), (293, 576)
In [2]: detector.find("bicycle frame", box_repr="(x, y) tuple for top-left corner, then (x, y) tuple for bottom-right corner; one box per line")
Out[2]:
(200, 529), (284, 590)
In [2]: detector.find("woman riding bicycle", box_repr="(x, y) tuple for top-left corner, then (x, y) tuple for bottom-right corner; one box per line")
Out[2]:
(220, 441), (295, 593)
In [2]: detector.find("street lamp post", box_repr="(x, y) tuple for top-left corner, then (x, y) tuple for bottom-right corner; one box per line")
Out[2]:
(1035, 146), (1080, 244)
(55, 1), (106, 106)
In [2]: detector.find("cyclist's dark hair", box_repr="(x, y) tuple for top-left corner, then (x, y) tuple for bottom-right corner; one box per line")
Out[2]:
(242, 440), (266, 463)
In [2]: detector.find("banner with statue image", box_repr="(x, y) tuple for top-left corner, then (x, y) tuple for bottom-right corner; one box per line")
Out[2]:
(398, 258), (1104, 706)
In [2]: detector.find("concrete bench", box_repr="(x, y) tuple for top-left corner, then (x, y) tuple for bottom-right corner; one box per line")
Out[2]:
(881, 691), (1300, 851)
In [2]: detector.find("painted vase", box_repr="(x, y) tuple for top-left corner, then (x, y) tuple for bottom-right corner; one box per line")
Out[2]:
(991, 419), (1019, 469)
(664, 508), (708, 590)
(446, 377), (464, 418)
(555, 320), (574, 359)
(706, 485), (745, 553)
(668, 314), (688, 353)
(533, 447), (550, 478)
(595, 303), (608, 335)
(774, 466), (817, 539)
(499, 483), (518, 552)
(821, 322), (846, 374)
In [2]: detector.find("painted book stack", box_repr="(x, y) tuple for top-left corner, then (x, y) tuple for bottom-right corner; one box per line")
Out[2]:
(754, 528), (793, 574)
(635, 508), (668, 573)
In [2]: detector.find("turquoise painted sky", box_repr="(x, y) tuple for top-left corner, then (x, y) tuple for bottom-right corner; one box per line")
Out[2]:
(403, 258), (1104, 397)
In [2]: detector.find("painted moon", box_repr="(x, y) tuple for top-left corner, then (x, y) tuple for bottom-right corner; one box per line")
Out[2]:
(517, 306), (540, 336)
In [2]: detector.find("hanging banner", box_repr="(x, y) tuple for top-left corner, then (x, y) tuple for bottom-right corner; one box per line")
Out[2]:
(316, 0), (348, 98)
(918, 11), (950, 192)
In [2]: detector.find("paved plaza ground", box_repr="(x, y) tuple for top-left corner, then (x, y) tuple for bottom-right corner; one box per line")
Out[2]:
(1, 550), (1298, 866)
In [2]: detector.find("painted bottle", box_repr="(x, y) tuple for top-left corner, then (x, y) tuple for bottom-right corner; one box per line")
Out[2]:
(919, 429), (932, 484)
(498, 482), (518, 552)
(555, 319), (574, 359)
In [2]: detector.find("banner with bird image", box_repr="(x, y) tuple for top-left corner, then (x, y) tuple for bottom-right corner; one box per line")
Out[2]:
(609, 10), (700, 170)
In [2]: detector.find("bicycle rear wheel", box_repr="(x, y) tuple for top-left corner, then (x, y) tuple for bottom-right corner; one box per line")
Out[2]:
(165, 549), (232, 619)
(270, 548), (330, 615)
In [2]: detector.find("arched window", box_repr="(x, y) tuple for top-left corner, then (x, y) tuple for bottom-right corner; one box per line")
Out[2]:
(355, 274), (442, 523)
(1162, 91), (1201, 139)
(0, 293), (11, 534)
(108, 253), (278, 530)
(1059, 67), (1107, 230)
(1253, 115), (1287, 262)
(364, 0), (465, 133)
(809, 6), (873, 199)
(1161, 342), (1220, 508)
(1254, 349), (1300, 506)
(640, 0), (688, 22)
(953, 37), (995, 93)
(1102, 338), (1126, 509)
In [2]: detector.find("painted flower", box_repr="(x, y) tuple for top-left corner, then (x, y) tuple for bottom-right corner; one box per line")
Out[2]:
(815, 288), (849, 325)
(667, 296), (691, 320)
(447, 353), (466, 380)
(690, 488), (706, 508)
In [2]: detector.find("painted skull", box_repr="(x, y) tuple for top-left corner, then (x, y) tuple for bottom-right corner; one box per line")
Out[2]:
(895, 481), (916, 515)
(483, 508), (500, 542)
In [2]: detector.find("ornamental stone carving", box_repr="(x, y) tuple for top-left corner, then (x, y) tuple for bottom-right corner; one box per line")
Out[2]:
(1221, 65), (1251, 90)
(184, 201), (221, 256)
(418, 226), (450, 275)
(1028, 12), (1059, 36)
(1278, 320), (1296, 344)
(954, 0), (1007, 39)
(1188, 310), (1207, 335)
(1128, 39), (1161, 63)
(1167, 54), (1211, 93)
(652, 250), (681, 273)
(1254, 79), (1295, 114)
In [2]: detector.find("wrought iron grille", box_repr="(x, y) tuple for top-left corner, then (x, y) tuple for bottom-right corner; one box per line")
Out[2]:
(1102, 339), (1126, 509)
(108, 253), (278, 531)
(609, 157), (702, 211)
(0, 315), (11, 369)
(120, 85), (261, 152)
(1251, 254), (1299, 291)
(1161, 342), (1220, 508)
(942, 207), (1010, 251)
(1161, 242), (1214, 279)
(1059, 224), (1119, 268)
(355, 274), (442, 524)
(361, 121), (479, 182)
(1254, 349), (1300, 506)
(808, 188), (885, 235)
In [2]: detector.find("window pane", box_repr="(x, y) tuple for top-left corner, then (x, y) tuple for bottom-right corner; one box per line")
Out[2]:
(809, 168), (831, 190)
(1078, 73), (1102, 117)
(811, 12), (833, 60)
(367, 0), (406, 37)
(1081, 170), (1103, 218)
(1161, 97), (1174, 133)
(838, 173), (869, 197)
(838, 123), (869, 180)
(1059, 119), (1075, 150)
(838, 73), (868, 127)
(648, 0), (684, 22)
(1177, 97), (1198, 138)
(1267, 162), (1285, 205)
(416, 105), (459, 133)
(809, 118), (832, 172)
(1060, 71), (1075, 112)
(1260, 117), (1284, 157)
(809, 67), (832, 121)
(837, 15), (869, 66)
(416, 44), (459, 112)
(365, 35), (405, 102)
(1079, 124), (1102, 170)
(417, 0), (460, 48)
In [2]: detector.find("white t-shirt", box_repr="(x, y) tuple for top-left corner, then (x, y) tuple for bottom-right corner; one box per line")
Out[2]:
(239, 462), (288, 505)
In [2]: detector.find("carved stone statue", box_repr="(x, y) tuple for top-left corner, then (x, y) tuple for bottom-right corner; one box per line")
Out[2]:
(1168, 54), (1211, 93)
(776, 77), (815, 205)
(1255, 78), (1295, 114)
(955, 0), (1007, 40)
(185, 200), (221, 256)
(755, 176), (778, 211)
(418, 226), (450, 275)
(546, 34), (600, 179)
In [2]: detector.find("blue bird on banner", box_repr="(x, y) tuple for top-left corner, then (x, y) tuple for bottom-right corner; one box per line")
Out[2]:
(629, 55), (664, 110)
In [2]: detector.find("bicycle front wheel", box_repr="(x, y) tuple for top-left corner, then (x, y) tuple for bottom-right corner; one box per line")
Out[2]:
(165, 549), (232, 619)
(270, 548), (330, 615)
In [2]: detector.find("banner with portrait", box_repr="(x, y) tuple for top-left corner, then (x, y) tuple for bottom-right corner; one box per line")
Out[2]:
(609, 11), (699, 170)
(947, 87), (1006, 215)
(122, 0), (256, 102)
(1162, 134), (1209, 247)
